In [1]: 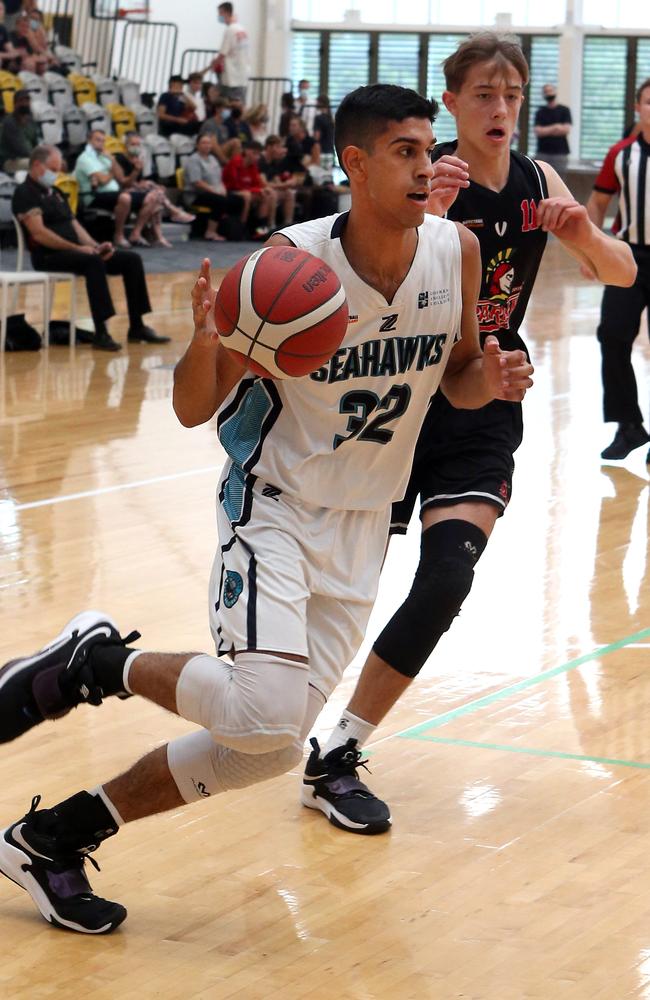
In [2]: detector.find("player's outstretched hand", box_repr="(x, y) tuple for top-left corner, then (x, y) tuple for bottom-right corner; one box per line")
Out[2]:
(191, 258), (219, 346)
(537, 197), (591, 244)
(483, 335), (534, 402)
(427, 155), (470, 217)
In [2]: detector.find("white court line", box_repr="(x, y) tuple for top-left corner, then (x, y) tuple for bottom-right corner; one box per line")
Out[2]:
(9, 466), (219, 511)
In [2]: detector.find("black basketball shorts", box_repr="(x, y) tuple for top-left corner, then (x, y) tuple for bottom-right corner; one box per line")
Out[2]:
(390, 390), (524, 534)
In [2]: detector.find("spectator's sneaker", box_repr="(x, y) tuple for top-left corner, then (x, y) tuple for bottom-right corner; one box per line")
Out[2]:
(0, 796), (126, 934)
(301, 737), (391, 835)
(0, 611), (140, 744)
(601, 423), (650, 460)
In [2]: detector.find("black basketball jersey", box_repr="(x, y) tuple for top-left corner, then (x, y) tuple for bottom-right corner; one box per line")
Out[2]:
(433, 142), (549, 355)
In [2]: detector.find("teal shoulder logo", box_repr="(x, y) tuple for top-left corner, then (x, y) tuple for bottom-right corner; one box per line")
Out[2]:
(223, 570), (244, 608)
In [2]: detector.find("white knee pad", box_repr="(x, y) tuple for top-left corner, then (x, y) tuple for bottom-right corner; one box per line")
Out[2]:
(176, 651), (309, 754)
(167, 684), (326, 803)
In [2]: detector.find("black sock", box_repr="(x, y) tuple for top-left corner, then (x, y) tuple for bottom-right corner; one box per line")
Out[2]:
(86, 643), (139, 697)
(32, 791), (118, 852)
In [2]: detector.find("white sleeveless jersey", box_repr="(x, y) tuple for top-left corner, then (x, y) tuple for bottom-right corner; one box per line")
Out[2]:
(217, 212), (462, 511)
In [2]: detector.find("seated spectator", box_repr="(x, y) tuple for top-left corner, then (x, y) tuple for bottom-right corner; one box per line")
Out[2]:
(183, 133), (244, 241)
(286, 116), (320, 170)
(313, 95), (334, 166)
(74, 128), (133, 248)
(222, 139), (277, 236)
(157, 75), (200, 138)
(0, 2), (17, 67)
(224, 102), (252, 143)
(113, 131), (195, 247)
(245, 103), (269, 144)
(2, 0), (21, 33)
(14, 144), (169, 351)
(258, 135), (298, 226)
(204, 82), (221, 116)
(199, 97), (230, 162)
(0, 89), (38, 173)
(10, 10), (59, 73)
(185, 72), (207, 122)
(278, 91), (295, 138)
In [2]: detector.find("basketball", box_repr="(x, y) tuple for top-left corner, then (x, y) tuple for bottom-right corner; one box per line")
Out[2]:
(213, 245), (349, 379)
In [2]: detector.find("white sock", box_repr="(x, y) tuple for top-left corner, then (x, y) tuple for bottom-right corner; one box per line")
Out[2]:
(90, 785), (125, 827)
(322, 710), (376, 756)
(123, 649), (144, 694)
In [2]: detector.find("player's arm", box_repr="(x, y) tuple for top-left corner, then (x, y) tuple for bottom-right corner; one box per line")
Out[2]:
(535, 161), (636, 287)
(440, 225), (533, 408)
(173, 259), (247, 427)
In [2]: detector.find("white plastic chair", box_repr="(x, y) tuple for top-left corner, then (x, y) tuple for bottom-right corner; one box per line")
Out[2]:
(0, 230), (50, 354)
(12, 215), (77, 348)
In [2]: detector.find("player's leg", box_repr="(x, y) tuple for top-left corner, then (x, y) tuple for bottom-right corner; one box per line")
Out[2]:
(307, 397), (519, 831)
(597, 278), (649, 459)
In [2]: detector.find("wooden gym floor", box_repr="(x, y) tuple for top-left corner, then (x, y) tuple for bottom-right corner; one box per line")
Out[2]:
(0, 242), (649, 999)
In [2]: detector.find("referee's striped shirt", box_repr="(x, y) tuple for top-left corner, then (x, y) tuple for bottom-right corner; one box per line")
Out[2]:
(594, 133), (650, 245)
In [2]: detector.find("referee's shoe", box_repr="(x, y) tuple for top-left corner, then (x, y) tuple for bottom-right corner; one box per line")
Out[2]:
(0, 611), (140, 743)
(301, 737), (391, 834)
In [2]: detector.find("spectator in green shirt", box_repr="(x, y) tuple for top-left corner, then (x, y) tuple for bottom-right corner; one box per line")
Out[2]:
(0, 89), (39, 173)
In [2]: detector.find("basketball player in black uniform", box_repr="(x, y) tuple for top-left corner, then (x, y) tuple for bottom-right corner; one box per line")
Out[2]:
(303, 31), (637, 835)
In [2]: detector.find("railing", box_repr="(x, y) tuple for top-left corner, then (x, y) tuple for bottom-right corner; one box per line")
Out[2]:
(116, 20), (178, 95)
(181, 50), (292, 130)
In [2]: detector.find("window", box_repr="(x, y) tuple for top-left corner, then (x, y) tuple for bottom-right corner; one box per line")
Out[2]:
(636, 40), (650, 95)
(581, 37), (627, 160)
(328, 33), (370, 108)
(377, 33), (419, 91)
(427, 34), (467, 145)
(292, 31), (321, 94)
(527, 36), (561, 155)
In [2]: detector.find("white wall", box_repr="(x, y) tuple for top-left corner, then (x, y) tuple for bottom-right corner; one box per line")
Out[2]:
(147, 0), (270, 76)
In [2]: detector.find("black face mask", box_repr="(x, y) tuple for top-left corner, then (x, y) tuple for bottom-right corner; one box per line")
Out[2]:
(545, 94), (555, 104)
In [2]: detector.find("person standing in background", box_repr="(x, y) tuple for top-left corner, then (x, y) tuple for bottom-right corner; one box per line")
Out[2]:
(214, 3), (249, 105)
(534, 83), (572, 178)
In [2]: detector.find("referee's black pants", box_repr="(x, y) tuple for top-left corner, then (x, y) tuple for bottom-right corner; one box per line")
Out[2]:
(597, 245), (650, 425)
(31, 247), (152, 333)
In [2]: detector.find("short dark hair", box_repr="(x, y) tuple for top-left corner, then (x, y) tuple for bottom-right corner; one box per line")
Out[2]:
(636, 77), (650, 102)
(168, 74), (183, 86)
(264, 135), (282, 147)
(243, 140), (263, 152)
(218, 2), (233, 14)
(89, 128), (106, 138)
(334, 84), (438, 170)
(443, 32), (529, 91)
(188, 72), (202, 84)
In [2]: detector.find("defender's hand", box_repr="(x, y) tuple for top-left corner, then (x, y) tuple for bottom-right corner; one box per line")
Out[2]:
(482, 336), (534, 402)
(427, 155), (469, 217)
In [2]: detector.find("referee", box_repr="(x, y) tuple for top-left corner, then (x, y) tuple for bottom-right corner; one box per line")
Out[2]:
(587, 77), (650, 461)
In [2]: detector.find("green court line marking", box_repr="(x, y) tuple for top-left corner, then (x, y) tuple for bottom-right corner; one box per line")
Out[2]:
(415, 735), (650, 770)
(396, 627), (650, 741)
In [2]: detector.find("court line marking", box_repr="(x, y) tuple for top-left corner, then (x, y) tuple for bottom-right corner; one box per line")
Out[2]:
(414, 736), (650, 771)
(364, 627), (650, 751)
(7, 466), (220, 511)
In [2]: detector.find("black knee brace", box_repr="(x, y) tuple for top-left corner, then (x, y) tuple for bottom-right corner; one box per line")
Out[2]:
(373, 519), (488, 679)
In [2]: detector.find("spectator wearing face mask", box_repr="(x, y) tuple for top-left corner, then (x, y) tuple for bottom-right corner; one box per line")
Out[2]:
(534, 83), (572, 178)
(0, 89), (39, 173)
(213, 3), (249, 104)
(296, 78), (315, 134)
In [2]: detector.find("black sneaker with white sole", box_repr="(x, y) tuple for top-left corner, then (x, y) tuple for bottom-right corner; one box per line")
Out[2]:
(0, 611), (140, 743)
(301, 737), (391, 835)
(0, 795), (126, 934)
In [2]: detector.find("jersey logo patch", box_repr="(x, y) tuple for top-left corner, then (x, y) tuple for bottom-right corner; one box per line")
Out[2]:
(495, 221), (508, 236)
(418, 292), (429, 309)
(477, 248), (522, 333)
(223, 570), (244, 608)
(379, 313), (399, 332)
(261, 484), (282, 500)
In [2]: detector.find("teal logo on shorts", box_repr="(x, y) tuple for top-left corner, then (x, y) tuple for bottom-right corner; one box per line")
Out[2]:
(223, 570), (244, 608)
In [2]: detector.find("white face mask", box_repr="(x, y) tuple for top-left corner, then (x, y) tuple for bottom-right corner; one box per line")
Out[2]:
(40, 168), (58, 187)
(127, 145), (141, 156)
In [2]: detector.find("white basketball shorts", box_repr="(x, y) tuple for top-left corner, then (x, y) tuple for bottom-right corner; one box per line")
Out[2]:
(209, 459), (391, 700)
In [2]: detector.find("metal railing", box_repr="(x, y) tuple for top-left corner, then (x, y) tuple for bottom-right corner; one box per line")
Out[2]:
(116, 20), (178, 95)
(181, 50), (292, 130)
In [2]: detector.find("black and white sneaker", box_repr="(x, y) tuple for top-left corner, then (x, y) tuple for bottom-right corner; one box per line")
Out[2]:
(0, 796), (126, 934)
(0, 611), (140, 744)
(301, 737), (391, 835)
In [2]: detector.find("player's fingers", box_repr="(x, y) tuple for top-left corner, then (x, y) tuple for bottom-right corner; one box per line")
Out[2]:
(483, 335), (501, 353)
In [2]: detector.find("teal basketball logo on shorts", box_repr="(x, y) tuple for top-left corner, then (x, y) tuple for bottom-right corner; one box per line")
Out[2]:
(223, 570), (244, 608)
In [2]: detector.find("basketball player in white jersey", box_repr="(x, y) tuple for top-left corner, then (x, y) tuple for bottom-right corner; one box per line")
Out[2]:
(0, 84), (534, 933)
(304, 34), (637, 837)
